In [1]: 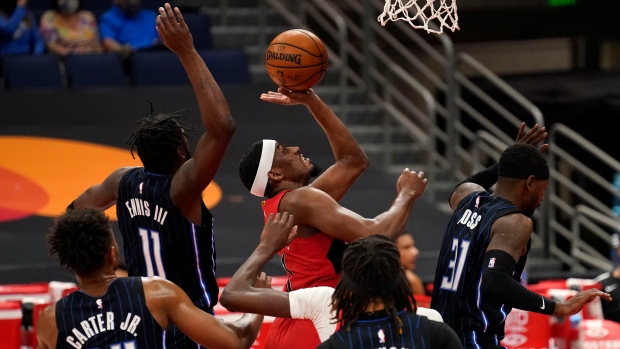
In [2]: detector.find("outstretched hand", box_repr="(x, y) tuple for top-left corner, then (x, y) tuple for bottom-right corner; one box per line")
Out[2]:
(515, 122), (549, 153)
(155, 3), (194, 55)
(260, 87), (315, 106)
(259, 212), (297, 253)
(553, 288), (612, 317)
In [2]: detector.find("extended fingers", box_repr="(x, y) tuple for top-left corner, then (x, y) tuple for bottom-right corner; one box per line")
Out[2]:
(174, 6), (186, 27)
(518, 124), (548, 146)
(158, 3), (180, 29)
(158, 5), (171, 28)
(164, 3), (176, 23)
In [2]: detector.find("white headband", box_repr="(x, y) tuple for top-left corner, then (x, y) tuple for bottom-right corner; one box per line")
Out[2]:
(250, 139), (276, 197)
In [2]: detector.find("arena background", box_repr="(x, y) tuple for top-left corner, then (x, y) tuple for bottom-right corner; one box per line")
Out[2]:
(2, 0), (620, 288)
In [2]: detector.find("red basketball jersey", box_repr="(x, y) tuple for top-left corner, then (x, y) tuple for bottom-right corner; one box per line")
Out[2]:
(261, 190), (347, 348)
(262, 190), (345, 291)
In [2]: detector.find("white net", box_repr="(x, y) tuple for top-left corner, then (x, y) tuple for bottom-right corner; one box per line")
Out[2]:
(377, 0), (459, 34)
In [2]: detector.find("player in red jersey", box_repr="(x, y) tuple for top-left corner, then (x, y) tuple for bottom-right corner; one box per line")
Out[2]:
(238, 87), (428, 349)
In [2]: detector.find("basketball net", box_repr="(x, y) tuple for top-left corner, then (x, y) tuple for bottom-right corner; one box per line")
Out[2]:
(377, 0), (459, 34)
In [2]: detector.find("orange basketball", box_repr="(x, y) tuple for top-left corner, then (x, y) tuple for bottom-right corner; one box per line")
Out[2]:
(265, 29), (328, 91)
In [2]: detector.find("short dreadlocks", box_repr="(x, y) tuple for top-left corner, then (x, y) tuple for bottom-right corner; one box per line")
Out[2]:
(330, 235), (416, 335)
(127, 111), (195, 175)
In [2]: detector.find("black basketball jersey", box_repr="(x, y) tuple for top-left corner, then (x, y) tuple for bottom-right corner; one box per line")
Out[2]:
(431, 191), (527, 343)
(55, 278), (163, 349)
(116, 168), (217, 311)
(322, 311), (444, 349)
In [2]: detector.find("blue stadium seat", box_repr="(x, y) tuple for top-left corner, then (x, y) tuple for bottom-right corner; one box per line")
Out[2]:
(199, 49), (250, 84)
(141, 0), (161, 11)
(65, 53), (128, 87)
(27, 0), (50, 18)
(130, 49), (250, 86)
(84, 0), (110, 17)
(2, 54), (63, 90)
(183, 13), (212, 50)
(131, 51), (188, 86)
(86, 0), (158, 17)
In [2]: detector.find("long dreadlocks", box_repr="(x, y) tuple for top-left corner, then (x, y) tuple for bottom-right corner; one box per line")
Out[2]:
(330, 234), (416, 335)
(127, 109), (195, 175)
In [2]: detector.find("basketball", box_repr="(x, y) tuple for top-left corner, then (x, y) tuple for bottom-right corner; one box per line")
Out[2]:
(265, 29), (328, 91)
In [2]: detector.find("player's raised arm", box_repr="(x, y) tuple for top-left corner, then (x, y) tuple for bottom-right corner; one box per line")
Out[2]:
(283, 168), (427, 242)
(449, 122), (549, 210)
(156, 4), (236, 214)
(260, 88), (368, 201)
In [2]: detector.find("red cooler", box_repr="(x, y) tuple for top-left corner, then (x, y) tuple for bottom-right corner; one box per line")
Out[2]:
(579, 319), (620, 348)
(0, 301), (22, 349)
(502, 308), (551, 349)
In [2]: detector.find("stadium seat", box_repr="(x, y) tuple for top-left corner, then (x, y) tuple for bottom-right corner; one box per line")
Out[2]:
(2, 55), (63, 90)
(131, 51), (189, 86)
(27, 0), (50, 18)
(183, 13), (212, 50)
(65, 53), (128, 87)
(199, 49), (250, 84)
(131, 48), (250, 86)
(141, 0), (162, 11)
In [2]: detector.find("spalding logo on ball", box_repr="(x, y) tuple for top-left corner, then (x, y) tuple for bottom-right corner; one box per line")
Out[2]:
(265, 29), (328, 91)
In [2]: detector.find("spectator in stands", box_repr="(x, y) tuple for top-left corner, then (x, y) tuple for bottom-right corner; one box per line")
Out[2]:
(99, 0), (160, 57)
(594, 233), (620, 323)
(39, 0), (103, 56)
(396, 232), (425, 295)
(0, 0), (45, 55)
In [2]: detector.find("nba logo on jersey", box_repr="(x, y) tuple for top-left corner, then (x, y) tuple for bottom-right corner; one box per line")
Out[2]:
(377, 329), (386, 343)
(96, 299), (103, 309)
(139, 182), (144, 195)
(488, 257), (496, 268)
(475, 197), (480, 208)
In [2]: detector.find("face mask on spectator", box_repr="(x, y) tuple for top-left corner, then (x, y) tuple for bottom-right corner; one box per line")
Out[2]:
(59, 0), (80, 14)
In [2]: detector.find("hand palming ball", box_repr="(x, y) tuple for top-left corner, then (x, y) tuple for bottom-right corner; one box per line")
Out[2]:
(265, 29), (328, 91)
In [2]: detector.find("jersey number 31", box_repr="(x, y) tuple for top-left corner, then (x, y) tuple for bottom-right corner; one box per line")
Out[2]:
(440, 238), (470, 292)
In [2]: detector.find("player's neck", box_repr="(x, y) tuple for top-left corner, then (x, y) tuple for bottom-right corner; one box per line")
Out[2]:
(76, 271), (118, 297)
(365, 298), (386, 312)
(491, 188), (522, 209)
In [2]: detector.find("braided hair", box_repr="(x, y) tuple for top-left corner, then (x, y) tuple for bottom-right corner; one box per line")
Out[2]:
(330, 235), (416, 334)
(127, 109), (195, 175)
